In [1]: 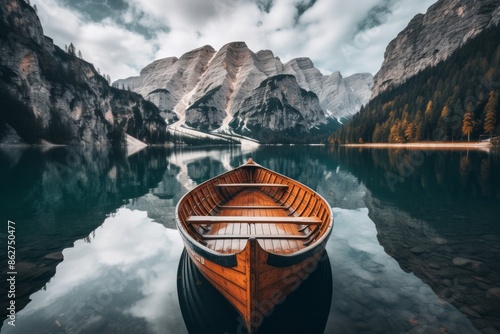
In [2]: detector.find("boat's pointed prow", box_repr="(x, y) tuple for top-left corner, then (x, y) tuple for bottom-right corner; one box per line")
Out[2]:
(243, 237), (266, 332)
(175, 159), (333, 333)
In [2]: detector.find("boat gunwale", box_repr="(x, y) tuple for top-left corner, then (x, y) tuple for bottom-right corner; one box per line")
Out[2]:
(175, 160), (334, 267)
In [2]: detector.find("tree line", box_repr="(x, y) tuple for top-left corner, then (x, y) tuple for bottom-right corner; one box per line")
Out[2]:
(63, 43), (113, 85)
(332, 25), (500, 144)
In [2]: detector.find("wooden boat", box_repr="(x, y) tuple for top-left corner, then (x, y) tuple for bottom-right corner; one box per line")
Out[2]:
(175, 158), (333, 332)
(176, 248), (333, 334)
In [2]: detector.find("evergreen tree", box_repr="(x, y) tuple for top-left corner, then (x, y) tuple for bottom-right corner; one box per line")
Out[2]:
(437, 105), (451, 141)
(405, 122), (416, 142)
(424, 100), (433, 117)
(372, 123), (382, 142)
(462, 110), (476, 142)
(333, 25), (500, 144)
(68, 42), (76, 56)
(484, 91), (498, 138)
(78, 50), (82, 59)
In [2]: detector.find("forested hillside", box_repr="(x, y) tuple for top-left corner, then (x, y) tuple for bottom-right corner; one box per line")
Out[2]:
(333, 26), (500, 144)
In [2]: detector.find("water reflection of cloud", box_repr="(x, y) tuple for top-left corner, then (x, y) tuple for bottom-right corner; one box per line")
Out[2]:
(325, 207), (479, 333)
(90, 210), (173, 267)
(4, 208), (187, 334)
(334, 208), (382, 254)
(125, 248), (186, 333)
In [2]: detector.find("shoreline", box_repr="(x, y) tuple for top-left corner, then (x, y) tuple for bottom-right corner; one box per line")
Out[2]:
(342, 142), (493, 150)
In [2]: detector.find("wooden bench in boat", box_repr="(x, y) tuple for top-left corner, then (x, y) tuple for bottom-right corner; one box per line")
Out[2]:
(188, 215), (323, 241)
(217, 205), (287, 209)
(186, 216), (322, 225)
(201, 234), (312, 240)
(215, 183), (288, 188)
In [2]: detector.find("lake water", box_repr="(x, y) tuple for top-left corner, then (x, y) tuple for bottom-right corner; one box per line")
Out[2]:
(1, 145), (499, 334)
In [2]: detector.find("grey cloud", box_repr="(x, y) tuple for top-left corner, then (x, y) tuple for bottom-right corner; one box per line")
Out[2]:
(356, 0), (397, 32)
(56, 0), (165, 40)
(255, 0), (273, 13)
(296, 0), (318, 19)
(58, 0), (128, 22)
(37, 0), (438, 81)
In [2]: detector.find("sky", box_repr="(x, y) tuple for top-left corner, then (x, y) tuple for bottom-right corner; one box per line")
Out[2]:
(35, 0), (438, 82)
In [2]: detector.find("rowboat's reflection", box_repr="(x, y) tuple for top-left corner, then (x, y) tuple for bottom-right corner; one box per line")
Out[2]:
(177, 248), (332, 333)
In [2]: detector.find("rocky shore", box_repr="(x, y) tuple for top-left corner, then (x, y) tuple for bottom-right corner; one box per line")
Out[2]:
(366, 193), (500, 333)
(343, 142), (493, 150)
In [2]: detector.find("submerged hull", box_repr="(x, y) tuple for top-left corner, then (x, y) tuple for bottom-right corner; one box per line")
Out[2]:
(175, 159), (333, 332)
(177, 248), (333, 334)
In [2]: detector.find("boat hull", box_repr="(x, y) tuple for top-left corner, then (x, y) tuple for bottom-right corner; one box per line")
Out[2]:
(183, 235), (330, 331)
(177, 248), (333, 334)
(175, 159), (333, 332)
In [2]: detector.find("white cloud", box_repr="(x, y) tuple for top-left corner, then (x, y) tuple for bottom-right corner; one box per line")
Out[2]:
(37, 0), (157, 80)
(35, 0), (438, 81)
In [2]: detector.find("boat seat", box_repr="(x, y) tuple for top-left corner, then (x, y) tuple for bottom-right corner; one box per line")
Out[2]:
(215, 183), (288, 188)
(186, 216), (322, 225)
(201, 234), (311, 240)
(217, 205), (287, 209)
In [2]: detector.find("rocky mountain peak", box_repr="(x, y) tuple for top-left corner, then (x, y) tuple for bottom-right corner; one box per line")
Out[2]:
(115, 42), (373, 141)
(140, 57), (178, 76)
(256, 49), (276, 59)
(0, 0), (167, 145)
(287, 57), (316, 70)
(372, 0), (500, 98)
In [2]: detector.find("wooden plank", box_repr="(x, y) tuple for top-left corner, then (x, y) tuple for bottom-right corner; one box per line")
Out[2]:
(280, 211), (297, 253)
(223, 217), (235, 252)
(254, 208), (265, 246)
(202, 234), (311, 240)
(215, 183), (288, 188)
(231, 207), (240, 252)
(187, 216), (322, 225)
(218, 205), (287, 209)
(267, 205), (280, 253)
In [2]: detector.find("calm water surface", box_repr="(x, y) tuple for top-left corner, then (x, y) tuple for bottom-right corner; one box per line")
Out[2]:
(0, 145), (499, 333)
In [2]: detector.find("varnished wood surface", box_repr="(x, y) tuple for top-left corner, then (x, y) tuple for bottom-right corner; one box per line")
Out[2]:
(215, 183), (289, 188)
(175, 160), (333, 333)
(177, 162), (332, 255)
(205, 188), (308, 254)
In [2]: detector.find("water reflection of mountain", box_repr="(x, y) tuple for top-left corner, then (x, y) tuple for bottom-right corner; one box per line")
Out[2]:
(127, 147), (252, 229)
(332, 148), (500, 219)
(0, 146), (167, 323)
(127, 146), (368, 231)
(333, 148), (500, 332)
(177, 248), (332, 334)
(241, 147), (368, 210)
(4, 145), (498, 332)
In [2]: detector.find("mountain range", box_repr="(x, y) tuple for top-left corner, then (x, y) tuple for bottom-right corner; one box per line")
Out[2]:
(1, 0), (499, 145)
(114, 42), (373, 142)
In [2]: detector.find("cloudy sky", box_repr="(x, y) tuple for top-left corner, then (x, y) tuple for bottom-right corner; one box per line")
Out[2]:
(35, 0), (438, 82)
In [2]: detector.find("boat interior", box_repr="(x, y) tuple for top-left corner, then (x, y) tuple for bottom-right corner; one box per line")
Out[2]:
(177, 162), (331, 255)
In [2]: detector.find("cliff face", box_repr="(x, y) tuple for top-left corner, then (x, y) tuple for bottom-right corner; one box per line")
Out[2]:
(0, 0), (167, 145)
(283, 58), (373, 119)
(229, 75), (325, 135)
(115, 42), (373, 139)
(372, 0), (500, 98)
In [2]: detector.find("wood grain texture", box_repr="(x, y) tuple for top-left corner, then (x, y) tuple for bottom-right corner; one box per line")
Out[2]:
(176, 159), (333, 332)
